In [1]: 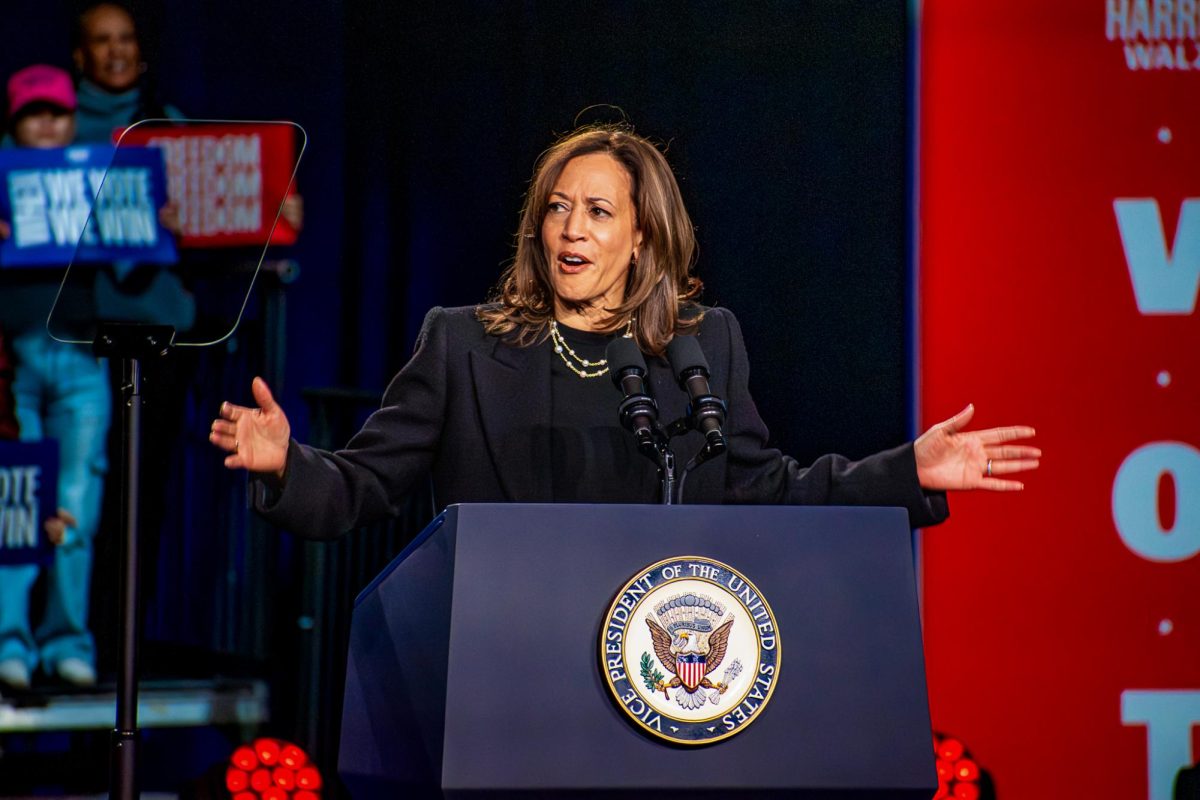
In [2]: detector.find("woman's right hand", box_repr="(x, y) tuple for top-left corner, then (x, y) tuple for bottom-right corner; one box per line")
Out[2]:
(210, 377), (291, 478)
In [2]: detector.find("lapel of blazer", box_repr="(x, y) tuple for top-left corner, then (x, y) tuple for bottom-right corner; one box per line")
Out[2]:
(468, 335), (553, 501)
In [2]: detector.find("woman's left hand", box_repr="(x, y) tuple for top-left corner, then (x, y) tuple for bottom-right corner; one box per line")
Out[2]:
(915, 404), (1040, 492)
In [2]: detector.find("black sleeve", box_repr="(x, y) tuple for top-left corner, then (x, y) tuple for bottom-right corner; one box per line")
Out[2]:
(250, 306), (449, 539)
(716, 308), (948, 528)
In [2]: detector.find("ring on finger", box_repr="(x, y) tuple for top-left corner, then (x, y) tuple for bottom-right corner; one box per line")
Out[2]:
(986, 458), (992, 477)
(234, 440), (240, 454)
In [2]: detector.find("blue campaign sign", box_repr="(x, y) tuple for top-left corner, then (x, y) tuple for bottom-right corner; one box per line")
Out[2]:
(0, 440), (59, 567)
(0, 145), (178, 268)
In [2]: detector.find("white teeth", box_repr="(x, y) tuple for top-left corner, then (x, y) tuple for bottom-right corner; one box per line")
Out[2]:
(562, 256), (585, 265)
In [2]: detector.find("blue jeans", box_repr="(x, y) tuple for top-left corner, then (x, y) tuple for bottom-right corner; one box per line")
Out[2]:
(0, 331), (110, 673)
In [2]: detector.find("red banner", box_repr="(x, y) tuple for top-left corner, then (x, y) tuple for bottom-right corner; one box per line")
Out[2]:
(119, 123), (298, 248)
(919, 1), (1200, 798)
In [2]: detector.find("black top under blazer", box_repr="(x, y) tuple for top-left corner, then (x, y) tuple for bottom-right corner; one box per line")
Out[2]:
(254, 305), (949, 539)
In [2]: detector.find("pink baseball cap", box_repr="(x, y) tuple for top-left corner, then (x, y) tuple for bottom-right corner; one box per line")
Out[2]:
(7, 65), (77, 118)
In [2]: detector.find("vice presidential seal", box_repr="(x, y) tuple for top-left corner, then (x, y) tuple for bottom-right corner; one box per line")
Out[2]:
(600, 556), (780, 744)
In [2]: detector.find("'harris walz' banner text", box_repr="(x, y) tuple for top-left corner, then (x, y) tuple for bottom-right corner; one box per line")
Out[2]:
(0, 145), (177, 268)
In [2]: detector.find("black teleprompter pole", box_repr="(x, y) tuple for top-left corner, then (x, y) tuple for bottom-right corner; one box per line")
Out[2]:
(112, 354), (142, 800)
(95, 324), (173, 800)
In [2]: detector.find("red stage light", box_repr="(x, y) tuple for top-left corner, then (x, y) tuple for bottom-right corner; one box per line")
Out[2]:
(954, 781), (981, 800)
(937, 737), (965, 762)
(225, 768), (249, 793)
(231, 745), (258, 771)
(229, 736), (322, 798)
(932, 732), (989, 800)
(296, 765), (323, 790)
(272, 766), (296, 790)
(249, 768), (272, 792)
(255, 738), (282, 766)
(954, 758), (980, 782)
(281, 743), (308, 769)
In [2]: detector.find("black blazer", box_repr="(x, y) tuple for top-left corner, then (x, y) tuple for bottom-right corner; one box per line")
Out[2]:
(255, 306), (948, 539)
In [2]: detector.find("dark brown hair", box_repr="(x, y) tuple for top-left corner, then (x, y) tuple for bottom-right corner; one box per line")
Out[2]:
(478, 124), (702, 355)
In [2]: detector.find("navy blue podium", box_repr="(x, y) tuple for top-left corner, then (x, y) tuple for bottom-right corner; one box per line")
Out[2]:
(338, 504), (936, 798)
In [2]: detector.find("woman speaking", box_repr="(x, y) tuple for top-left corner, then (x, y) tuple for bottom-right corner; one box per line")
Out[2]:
(208, 124), (1039, 538)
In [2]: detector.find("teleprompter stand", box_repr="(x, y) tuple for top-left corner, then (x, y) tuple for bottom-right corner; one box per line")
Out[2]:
(43, 117), (306, 800)
(94, 322), (174, 800)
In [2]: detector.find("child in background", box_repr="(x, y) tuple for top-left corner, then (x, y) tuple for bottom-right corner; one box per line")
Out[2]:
(0, 65), (107, 690)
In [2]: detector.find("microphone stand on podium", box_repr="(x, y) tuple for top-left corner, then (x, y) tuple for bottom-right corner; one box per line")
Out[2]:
(606, 335), (728, 504)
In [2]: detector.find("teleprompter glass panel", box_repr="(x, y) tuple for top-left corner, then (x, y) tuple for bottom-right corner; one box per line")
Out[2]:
(47, 119), (306, 347)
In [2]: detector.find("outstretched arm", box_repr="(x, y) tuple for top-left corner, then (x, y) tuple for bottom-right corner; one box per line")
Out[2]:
(715, 308), (943, 523)
(207, 307), (449, 540)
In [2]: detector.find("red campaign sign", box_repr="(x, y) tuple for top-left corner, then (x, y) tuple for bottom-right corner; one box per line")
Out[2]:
(118, 123), (298, 248)
(919, 1), (1199, 798)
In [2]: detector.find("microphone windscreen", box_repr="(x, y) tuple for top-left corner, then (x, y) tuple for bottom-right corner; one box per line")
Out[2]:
(606, 336), (647, 386)
(666, 335), (709, 379)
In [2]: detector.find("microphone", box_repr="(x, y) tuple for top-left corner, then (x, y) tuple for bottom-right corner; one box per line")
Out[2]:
(666, 335), (727, 456)
(606, 336), (659, 455)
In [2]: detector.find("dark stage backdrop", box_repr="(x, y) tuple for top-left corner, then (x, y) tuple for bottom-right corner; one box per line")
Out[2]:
(340, 0), (913, 465)
(3, 0), (912, 749)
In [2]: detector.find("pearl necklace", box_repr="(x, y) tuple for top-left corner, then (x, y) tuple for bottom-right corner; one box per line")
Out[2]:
(550, 319), (634, 379)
